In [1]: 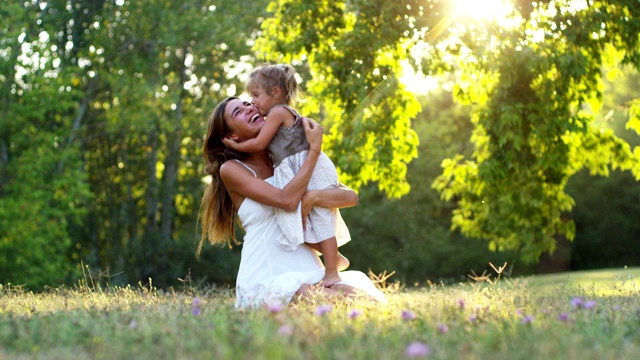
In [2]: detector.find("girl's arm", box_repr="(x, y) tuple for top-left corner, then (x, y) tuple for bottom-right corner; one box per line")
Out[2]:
(223, 107), (292, 152)
(221, 118), (323, 211)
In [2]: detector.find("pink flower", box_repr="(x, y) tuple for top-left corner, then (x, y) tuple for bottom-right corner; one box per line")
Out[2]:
(437, 323), (449, 334)
(314, 304), (333, 316)
(458, 299), (465, 309)
(278, 324), (294, 336)
(266, 302), (284, 314)
(404, 341), (430, 358)
(402, 310), (417, 320)
(522, 315), (534, 324)
(349, 309), (363, 319)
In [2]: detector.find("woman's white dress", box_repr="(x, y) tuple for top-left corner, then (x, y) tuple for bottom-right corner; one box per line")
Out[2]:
(234, 177), (387, 309)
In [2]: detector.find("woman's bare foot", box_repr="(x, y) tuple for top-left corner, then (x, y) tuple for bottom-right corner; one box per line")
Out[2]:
(337, 252), (350, 271)
(321, 271), (342, 288)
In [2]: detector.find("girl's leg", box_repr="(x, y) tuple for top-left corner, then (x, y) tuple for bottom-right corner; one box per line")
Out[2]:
(318, 237), (342, 287)
(306, 242), (350, 271)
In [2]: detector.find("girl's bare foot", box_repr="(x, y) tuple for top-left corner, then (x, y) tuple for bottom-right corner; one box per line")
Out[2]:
(321, 271), (342, 288)
(337, 253), (350, 271)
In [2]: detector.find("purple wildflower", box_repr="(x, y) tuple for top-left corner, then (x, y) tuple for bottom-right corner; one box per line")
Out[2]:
(349, 309), (363, 319)
(314, 304), (333, 316)
(571, 297), (584, 308)
(191, 297), (202, 316)
(522, 315), (534, 325)
(583, 300), (596, 309)
(437, 323), (449, 334)
(129, 320), (138, 329)
(402, 309), (417, 320)
(404, 341), (430, 358)
(469, 315), (477, 323)
(558, 313), (569, 322)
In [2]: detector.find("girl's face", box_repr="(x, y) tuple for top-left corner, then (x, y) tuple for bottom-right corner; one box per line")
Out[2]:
(223, 98), (265, 142)
(250, 86), (281, 116)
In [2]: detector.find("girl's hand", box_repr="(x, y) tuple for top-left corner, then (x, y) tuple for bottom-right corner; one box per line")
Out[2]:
(222, 137), (239, 149)
(302, 117), (322, 153)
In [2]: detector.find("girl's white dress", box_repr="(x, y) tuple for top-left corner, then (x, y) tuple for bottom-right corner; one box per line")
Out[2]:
(268, 105), (350, 250)
(234, 171), (387, 309)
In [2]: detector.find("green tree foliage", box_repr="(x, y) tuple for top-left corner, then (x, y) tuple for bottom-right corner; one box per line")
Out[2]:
(430, 0), (640, 262)
(253, 0), (640, 263)
(567, 65), (640, 269)
(255, 0), (432, 197)
(342, 88), (525, 284)
(0, 1), (93, 287)
(0, 0), (269, 288)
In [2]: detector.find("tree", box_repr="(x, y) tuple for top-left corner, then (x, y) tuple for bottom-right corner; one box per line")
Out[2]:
(254, 0), (429, 198)
(0, 1), (94, 287)
(256, 0), (640, 262)
(431, 0), (640, 261)
(0, 0), (270, 288)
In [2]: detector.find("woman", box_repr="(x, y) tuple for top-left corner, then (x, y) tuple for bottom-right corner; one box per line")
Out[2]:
(198, 96), (386, 309)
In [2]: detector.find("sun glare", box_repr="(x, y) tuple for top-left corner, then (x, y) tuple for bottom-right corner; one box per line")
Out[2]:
(452, 0), (513, 22)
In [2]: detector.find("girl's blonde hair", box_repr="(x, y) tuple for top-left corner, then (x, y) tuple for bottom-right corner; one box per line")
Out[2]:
(245, 63), (300, 106)
(197, 97), (246, 257)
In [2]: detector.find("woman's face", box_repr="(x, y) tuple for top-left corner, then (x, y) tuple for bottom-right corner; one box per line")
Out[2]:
(224, 98), (265, 142)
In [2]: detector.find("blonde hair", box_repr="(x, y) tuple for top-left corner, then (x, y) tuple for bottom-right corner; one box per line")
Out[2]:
(197, 97), (246, 256)
(245, 63), (300, 106)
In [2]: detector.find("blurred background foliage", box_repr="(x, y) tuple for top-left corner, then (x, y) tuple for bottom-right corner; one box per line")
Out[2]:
(1, 0), (639, 289)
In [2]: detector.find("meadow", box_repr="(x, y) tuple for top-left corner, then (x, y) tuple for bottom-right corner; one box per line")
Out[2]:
(1, 266), (639, 360)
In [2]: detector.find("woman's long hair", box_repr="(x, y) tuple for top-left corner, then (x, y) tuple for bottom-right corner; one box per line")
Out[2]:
(197, 96), (246, 257)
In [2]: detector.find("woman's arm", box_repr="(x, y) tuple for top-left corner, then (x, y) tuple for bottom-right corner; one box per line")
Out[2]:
(220, 117), (324, 211)
(300, 184), (358, 222)
(303, 184), (358, 209)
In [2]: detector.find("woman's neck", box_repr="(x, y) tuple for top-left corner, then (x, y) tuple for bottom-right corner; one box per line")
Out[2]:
(243, 150), (274, 179)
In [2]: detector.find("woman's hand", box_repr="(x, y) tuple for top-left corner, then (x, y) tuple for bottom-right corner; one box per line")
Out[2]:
(302, 117), (323, 153)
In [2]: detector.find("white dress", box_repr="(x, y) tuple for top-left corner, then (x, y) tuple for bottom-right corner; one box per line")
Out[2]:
(234, 174), (387, 309)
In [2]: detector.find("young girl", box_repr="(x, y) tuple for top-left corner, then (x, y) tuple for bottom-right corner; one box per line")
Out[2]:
(223, 63), (350, 287)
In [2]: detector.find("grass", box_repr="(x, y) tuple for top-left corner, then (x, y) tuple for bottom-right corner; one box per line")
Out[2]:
(1, 267), (639, 359)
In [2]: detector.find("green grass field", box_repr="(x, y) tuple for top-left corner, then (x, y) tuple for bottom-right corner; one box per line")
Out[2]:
(1, 267), (639, 359)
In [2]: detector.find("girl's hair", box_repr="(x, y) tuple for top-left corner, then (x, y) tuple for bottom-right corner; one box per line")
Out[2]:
(245, 63), (300, 106)
(197, 96), (246, 256)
